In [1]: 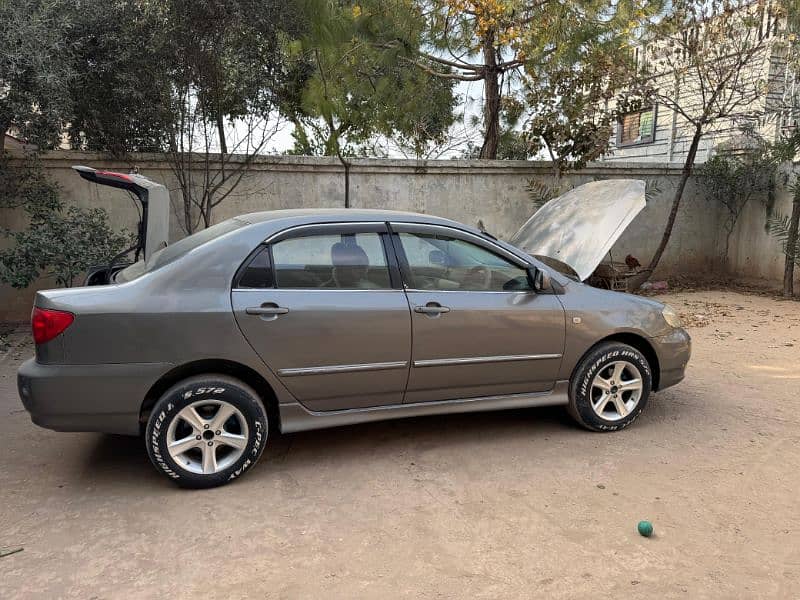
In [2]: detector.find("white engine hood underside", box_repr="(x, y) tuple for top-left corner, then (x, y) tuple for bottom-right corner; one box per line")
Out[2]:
(510, 179), (646, 281)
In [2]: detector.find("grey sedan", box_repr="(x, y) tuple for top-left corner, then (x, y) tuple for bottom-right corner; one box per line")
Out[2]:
(18, 202), (690, 488)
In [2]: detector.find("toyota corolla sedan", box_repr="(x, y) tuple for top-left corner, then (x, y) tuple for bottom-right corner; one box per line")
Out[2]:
(18, 171), (690, 488)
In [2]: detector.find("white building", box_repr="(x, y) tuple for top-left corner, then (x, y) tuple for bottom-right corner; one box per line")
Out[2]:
(602, 1), (798, 164)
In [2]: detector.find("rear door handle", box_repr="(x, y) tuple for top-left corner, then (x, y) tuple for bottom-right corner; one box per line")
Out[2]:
(245, 304), (289, 316)
(414, 303), (451, 315)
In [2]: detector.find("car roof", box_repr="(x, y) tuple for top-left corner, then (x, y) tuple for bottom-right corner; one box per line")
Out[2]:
(236, 208), (468, 229)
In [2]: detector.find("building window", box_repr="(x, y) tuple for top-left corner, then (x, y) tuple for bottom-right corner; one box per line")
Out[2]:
(617, 106), (657, 146)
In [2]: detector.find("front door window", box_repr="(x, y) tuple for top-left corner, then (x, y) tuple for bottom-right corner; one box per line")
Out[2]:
(398, 232), (531, 291)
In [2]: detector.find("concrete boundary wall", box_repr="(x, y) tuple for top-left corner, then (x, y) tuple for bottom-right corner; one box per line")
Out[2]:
(1, 151), (794, 320)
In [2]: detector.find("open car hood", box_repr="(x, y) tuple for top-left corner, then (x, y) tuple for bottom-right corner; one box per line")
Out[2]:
(510, 179), (646, 281)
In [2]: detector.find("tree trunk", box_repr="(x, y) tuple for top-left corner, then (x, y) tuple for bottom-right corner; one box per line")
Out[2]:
(629, 126), (703, 291)
(216, 113), (227, 155)
(204, 197), (212, 229)
(479, 30), (500, 160)
(0, 117), (9, 154)
(183, 190), (193, 234)
(783, 183), (800, 297)
(328, 123), (351, 209)
(336, 151), (351, 209)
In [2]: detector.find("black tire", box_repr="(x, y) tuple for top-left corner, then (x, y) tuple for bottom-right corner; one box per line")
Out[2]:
(567, 342), (652, 432)
(145, 374), (268, 488)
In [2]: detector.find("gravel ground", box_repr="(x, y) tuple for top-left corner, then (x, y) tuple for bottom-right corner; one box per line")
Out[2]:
(1, 290), (799, 599)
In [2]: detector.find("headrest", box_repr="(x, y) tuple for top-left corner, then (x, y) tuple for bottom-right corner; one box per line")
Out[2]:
(331, 242), (369, 268)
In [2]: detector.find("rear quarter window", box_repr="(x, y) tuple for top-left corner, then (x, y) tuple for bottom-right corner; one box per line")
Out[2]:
(235, 246), (274, 288)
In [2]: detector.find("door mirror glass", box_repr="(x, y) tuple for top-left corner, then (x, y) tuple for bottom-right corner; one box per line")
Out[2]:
(528, 267), (551, 292)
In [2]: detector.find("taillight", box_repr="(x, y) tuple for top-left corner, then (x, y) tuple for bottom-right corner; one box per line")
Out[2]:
(31, 307), (75, 345)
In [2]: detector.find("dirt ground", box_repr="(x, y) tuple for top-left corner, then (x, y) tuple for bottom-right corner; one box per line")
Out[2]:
(1, 290), (799, 599)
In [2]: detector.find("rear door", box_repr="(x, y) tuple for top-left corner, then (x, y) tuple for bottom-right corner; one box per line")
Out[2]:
(232, 223), (411, 412)
(390, 223), (565, 404)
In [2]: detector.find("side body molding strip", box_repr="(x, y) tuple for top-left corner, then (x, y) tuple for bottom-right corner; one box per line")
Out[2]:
(277, 361), (408, 377)
(278, 355), (563, 377)
(278, 380), (570, 433)
(413, 353), (562, 368)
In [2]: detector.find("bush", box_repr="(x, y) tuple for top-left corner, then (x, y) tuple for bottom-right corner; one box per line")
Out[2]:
(0, 156), (131, 288)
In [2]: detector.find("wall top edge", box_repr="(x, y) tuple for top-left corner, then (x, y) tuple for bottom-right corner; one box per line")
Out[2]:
(7, 150), (690, 175)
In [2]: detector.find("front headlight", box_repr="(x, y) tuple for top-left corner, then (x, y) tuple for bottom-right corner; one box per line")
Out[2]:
(661, 304), (683, 329)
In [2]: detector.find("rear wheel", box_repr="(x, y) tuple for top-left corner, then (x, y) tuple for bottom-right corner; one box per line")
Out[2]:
(568, 342), (652, 432)
(145, 375), (268, 488)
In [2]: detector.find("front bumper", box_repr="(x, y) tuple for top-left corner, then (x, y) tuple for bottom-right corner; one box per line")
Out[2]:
(17, 358), (173, 436)
(653, 328), (691, 390)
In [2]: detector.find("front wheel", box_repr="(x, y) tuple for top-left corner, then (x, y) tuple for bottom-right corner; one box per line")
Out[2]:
(567, 342), (652, 432)
(145, 375), (268, 488)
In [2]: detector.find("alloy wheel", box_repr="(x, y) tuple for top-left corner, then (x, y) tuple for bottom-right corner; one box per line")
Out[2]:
(589, 360), (644, 421)
(166, 399), (249, 474)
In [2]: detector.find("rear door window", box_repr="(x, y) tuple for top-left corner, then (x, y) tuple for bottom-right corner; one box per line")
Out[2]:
(271, 232), (392, 289)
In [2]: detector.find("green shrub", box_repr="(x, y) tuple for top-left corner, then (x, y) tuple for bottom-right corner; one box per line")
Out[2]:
(0, 156), (130, 288)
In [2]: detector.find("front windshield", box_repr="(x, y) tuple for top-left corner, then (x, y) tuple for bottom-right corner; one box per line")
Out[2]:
(534, 255), (580, 281)
(115, 218), (245, 283)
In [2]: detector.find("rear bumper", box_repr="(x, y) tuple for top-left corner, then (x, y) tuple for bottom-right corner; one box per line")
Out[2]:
(653, 328), (691, 391)
(17, 358), (172, 436)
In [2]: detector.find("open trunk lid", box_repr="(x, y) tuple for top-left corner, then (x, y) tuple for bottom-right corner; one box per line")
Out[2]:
(72, 166), (170, 284)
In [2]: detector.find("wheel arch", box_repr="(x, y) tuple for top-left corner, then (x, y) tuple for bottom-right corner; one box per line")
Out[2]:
(140, 359), (280, 433)
(579, 333), (661, 391)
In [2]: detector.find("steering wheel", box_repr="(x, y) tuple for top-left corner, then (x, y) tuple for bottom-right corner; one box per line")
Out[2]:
(463, 265), (492, 290)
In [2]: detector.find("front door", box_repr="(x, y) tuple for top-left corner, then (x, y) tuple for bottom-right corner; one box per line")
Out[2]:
(232, 223), (411, 412)
(391, 224), (566, 404)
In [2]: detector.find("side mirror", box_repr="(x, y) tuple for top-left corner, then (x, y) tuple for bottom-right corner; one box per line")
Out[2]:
(527, 267), (551, 292)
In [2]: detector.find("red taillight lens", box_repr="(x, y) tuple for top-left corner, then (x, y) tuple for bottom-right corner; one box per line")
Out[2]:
(31, 307), (75, 345)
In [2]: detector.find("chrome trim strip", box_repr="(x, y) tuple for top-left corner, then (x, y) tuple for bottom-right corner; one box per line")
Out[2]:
(233, 288), (401, 293)
(413, 354), (561, 368)
(389, 222), (532, 267)
(278, 361), (408, 377)
(262, 221), (388, 244)
(404, 289), (533, 295)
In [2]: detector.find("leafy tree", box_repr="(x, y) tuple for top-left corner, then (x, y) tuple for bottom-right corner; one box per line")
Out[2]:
(0, 0), (73, 153)
(459, 97), (530, 160)
(769, 2), (800, 298)
(284, 0), (457, 205)
(411, 0), (659, 158)
(767, 191), (800, 297)
(627, 0), (787, 289)
(699, 131), (779, 261)
(156, 0), (297, 232)
(524, 42), (638, 176)
(66, 0), (173, 156)
(764, 132), (800, 298)
(0, 156), (130, 288)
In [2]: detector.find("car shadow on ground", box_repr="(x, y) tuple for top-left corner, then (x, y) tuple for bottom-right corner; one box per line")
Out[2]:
(79, 392), (689, 491)
(80, 433), (163, 487)
(78, 406), (571, 490)
(264, 405), (572, 460)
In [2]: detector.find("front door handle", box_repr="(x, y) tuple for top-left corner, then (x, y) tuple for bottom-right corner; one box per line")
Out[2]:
(414, 303), (451, 315)
(245, 303), (289, 316)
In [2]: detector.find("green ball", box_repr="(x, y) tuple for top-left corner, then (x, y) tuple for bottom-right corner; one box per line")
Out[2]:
(637, 520), (654, 537)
